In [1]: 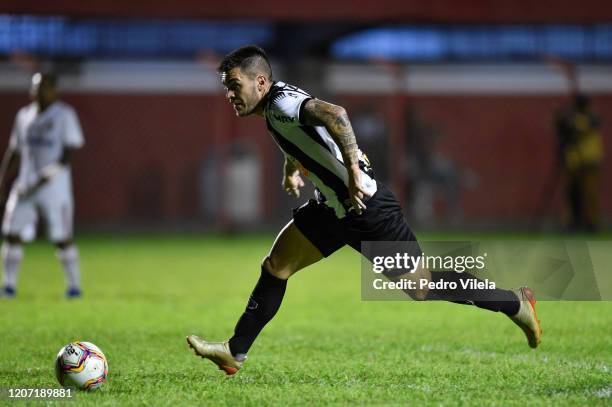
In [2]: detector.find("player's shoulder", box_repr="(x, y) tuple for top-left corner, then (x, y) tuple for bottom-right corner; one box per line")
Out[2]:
(52, 101), (77, 116)
(271, 81), (311, 95)
(265, 81), (312, 124)
(17, 102), (36, 117)
(267, 81), (311, 106)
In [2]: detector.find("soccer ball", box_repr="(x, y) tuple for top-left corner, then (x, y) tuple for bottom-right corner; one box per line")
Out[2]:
(55, 342), (108, 391)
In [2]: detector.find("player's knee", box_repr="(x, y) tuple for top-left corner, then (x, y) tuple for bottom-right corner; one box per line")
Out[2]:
(54, 240), (73, 250)
(262, 256), (293, 280)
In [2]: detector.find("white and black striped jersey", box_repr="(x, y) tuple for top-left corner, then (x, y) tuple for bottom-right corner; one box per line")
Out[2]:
(264, 81), (377, 218)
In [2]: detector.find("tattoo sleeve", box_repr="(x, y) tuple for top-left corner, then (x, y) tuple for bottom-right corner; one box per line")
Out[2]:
(301, 99), (359, 169)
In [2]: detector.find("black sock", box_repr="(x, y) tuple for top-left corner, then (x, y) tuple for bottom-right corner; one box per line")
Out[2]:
(228, 267), (287, 356)
(425, 271), (519, 316)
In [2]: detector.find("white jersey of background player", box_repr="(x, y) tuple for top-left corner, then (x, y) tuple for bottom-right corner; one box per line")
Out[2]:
(0, 72), (84, 298)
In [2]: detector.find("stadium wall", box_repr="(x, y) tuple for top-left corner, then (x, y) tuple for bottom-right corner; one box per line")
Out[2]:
(0, 62), (610, 230)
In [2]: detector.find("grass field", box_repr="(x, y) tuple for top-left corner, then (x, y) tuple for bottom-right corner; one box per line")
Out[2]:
(0, 234), (610, 406)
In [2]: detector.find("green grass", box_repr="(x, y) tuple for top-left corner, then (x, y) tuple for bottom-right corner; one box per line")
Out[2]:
(0, 234), (610, 406)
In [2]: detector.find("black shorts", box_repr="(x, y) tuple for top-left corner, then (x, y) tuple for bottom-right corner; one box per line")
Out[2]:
(292, 182), (419, 259)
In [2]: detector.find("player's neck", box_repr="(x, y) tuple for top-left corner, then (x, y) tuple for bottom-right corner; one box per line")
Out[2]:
(252, 82), (273, 117)
(37, 99), (56, 113)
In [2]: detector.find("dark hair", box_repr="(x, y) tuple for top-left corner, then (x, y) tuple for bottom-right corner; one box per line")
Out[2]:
(218, 45), (273, 80)
(34, 71), (58, 88)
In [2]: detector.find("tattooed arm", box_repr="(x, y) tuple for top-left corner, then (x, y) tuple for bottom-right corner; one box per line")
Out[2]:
(301, 99), (371, 214)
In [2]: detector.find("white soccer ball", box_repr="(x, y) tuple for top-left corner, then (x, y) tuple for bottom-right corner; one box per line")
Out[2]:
(55, 341), (108, 391)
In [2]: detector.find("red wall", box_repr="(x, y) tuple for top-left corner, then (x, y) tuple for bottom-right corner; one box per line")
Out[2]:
(422, 95), (611, 223)
(0, 93), (278, 225)
(342, 94), (612, 224)
(0, 92), (610, 227)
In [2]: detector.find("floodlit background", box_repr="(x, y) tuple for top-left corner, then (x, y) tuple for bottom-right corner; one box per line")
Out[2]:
(0, 1), (610, 234)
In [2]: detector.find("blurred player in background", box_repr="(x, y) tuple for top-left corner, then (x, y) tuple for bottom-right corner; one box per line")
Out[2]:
(555, 94), (604, 233)
(0, 72), (84, 298)
(187, 46), (541, 375)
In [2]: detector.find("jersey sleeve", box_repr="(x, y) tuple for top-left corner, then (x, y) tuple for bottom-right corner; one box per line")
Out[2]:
(268, 90), (312, 128)
(62, 107), (85, 148)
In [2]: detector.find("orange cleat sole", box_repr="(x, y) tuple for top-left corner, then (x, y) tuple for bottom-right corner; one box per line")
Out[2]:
(186, 337), (240, 376)
(522, 287), (543, 348)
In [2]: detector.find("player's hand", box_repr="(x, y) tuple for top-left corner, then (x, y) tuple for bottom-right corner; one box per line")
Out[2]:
(16, 176), (49, 198)
(32, 175), (50, 191)
(283, 171), (305, 198)
(15, 183), (31, 198)
(347, 169), (371, 215)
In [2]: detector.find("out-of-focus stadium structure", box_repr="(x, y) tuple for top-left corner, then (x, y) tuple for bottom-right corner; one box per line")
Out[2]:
(0, 1), (611, 232)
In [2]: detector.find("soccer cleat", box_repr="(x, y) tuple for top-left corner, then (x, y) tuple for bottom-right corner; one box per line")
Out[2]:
(186, 335), (243, 375)
(509, 287), (542, 349)
(2, 286), (16, 298)
(65, 287), (82, 299)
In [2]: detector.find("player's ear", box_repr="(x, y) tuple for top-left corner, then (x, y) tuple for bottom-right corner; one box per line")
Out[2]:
(257, 74), (266, 91)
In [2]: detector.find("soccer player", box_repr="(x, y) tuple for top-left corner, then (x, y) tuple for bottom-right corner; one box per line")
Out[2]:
(555, 95), (603, 232)
(187, 46), (542, 374)
(0, 72), (84, 298)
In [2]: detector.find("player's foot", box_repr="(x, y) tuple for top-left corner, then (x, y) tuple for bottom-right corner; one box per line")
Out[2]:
(186, 335), (243, 375)
(509, 287), (542, 349)
(65, 287), (82, 299)
(2, 286), (16, 298)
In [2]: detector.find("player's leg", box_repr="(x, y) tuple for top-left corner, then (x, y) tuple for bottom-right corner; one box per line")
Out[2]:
(54, 239), (81, 298)
(1, 234), (24, 297)
(188, 220), (325, 374)
(228, 220), (324, 356)
(388, 255), (541, 348)
(567, 170), (582, 231)
(1, 192), (36, 297)
(420, 259), (541, 348)
(582, 167), (600, 232)
(349, 183), (519, 310)
(225, 198), (348, 360)
(188, 200), (345, 374)
(42, 195), (81, 298)
(349, 183), (541, 347)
